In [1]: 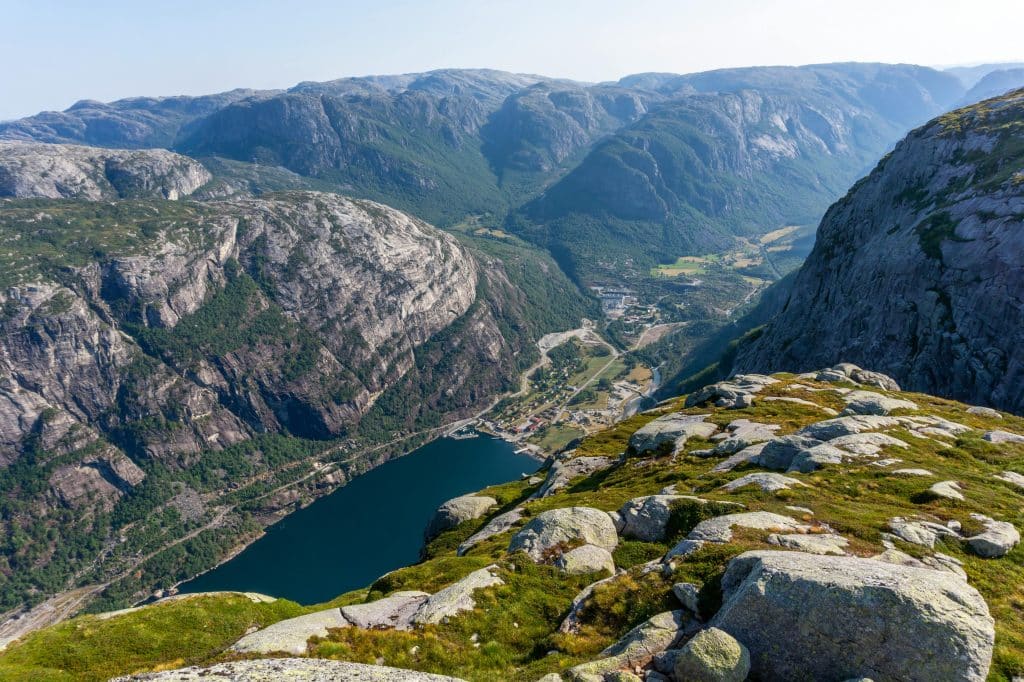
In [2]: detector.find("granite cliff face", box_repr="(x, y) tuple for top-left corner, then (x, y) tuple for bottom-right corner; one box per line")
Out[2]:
(0, 192), (484, 459)
(0, 190), (578, 610)
(736, 89), (1024, 413)
(0, 142), (210, 199)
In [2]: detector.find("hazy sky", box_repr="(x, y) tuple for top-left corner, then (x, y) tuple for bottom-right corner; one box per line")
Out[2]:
(2, 0), (1023, 120)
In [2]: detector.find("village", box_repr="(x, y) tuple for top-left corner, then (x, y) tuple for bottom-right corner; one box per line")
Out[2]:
(470, 314), (662, 455)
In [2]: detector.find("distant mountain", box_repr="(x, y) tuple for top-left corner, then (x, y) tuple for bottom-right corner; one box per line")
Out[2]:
(2, 65), (970, 241)
(516, 63), (964, 278)
(481, 81), (653, 200)
(945, 62), (1024, 88)
(0, 89), (277, 148)
(290, 68), (548, 105)
(178, 88), (506, 223)
(958, 68), (1024, 106)
(176, 70), (644, 223)
(736, 88), (1024, 412)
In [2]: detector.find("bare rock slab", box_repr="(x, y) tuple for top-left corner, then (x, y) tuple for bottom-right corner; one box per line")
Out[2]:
(617, 495), (727, 542)
(412, 565), (503, 625)
(424, 495), (497, 540)
(965, 513), (1020, 558)
(113, 659), (467, 681)
(555, 544), (616, 575)
(629, 413), (717, 455)
(930, 480), (965, 501)
(721, 472), (806, 493)
(230, 608), (349, 655)
(457, 507), (523, 556)
(711, 419), (781, 454)
(567, 611), (694, 680)
(340, 591), (429, 630)
(673, 626), (751, 682)
(984, 430), (1024, 444)
(535, 456), (614, 497)
(888, 517), (961, 548)
(667, 512), (810, 560)
(996, 470), (1024, 489)
(711, 551), (994, 682)
(840, 390), (917, 416)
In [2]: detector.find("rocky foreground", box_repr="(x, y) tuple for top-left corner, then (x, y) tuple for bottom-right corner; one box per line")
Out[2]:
(2, 364), (1021, 681)
(0, 187), (592, 623)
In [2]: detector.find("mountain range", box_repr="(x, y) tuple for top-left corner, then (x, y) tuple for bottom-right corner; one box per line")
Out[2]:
(0, 60), (1023, 678)
(5, 63), (1018, 279)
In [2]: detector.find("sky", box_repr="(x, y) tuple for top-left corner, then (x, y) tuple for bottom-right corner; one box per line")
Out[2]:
(2, 0), (1023, 120)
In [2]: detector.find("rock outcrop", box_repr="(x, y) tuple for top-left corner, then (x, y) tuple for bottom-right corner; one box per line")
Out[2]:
(412, 566), (504, 625)
(457, 508), (525, 556)
(567, 611), (694, 681)
(554, 544), (616, 575)
(0, 141), (210, 199)
(508, 507), (618, 562)
(965, 514), (1020, 558)
(534, 455), (614, 498)
(424, 495), (498, 541)
(615, 495), (686, 542)
(711, 551), (994, 681)
(231, 609), (350, 655)
(666, 512), (812, 559)
(672, 627), (750, 682)
(341, 591), (430, 630)
(628, 414), (717, 455)
(114, 659), (466, 681)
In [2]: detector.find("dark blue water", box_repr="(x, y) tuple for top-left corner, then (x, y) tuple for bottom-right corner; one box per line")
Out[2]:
(178, 435), (537, 604)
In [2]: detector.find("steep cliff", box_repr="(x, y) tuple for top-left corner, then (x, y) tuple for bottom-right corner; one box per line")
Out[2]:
(0, 191), (589, 612)
(0, 142), (210, 199)
(736, 89), (1024, 413)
